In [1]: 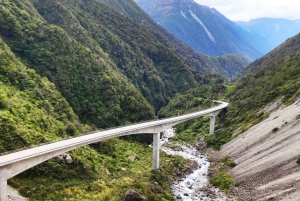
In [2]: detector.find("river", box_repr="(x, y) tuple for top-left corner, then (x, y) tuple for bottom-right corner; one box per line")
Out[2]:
(161, 129), (235, 201)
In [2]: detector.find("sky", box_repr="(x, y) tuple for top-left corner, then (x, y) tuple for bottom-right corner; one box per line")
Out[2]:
(194, 0), (300, 22)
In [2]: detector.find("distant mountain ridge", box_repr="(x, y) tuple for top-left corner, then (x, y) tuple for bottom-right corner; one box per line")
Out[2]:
(96, 0), (249, 78)
(134, 0), (267, 60)
(236, 18), (300, 53)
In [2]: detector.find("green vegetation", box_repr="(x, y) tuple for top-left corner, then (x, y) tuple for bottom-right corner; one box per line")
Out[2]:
(0, 0), (156, 129)
(0, 37), (86, 152)
(297, 157), (300, 164)
(98, 0), (249, 79)
(26, 0), (200, 111)
(209, 156), (237, 190)
(272, 127), (279, 133)
(162, 34), (300, 150)
(9, 138), (192, 201)
(0, 1), (211, 199)
(158, 83), (227, 145)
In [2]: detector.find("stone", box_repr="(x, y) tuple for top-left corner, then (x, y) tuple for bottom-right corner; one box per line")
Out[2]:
(55, 155), (64, 163)
(195, 141), (206, 150)
(121, 168), (127, 172)
(65, 154), (73, 164)
(176, 194), (182, 199)
(124, 189), (147, 201)
(183, 193), (189, 196)
(106, 168), (111, 175)
(128, 156), (137, 161)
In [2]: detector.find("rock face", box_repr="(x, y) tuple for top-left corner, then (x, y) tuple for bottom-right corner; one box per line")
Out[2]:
(217, 100), (300, 200)
(124, 189), (147, 201)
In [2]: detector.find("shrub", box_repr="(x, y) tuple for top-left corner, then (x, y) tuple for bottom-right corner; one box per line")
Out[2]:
(210, 174), (234, 190)
(297, 157), (300, 164)
(272, 127), (279, 133)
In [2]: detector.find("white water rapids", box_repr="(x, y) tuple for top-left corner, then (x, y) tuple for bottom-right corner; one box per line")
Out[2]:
(161, 129), (235, 201)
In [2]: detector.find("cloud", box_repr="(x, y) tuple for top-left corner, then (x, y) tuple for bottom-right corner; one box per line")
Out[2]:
(194, 0), (300, 21)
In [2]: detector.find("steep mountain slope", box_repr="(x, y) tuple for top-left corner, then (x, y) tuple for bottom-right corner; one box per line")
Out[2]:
(0, 12), (192, 201)
(159, 32), (300, 199)
(236, 18), (300, 52)
(0, 0), (158, 128)
(26, 0), (203, 111)
(96, 0), (250, 78)
(243, 32), (300, 75)
(134, 0), (266, 60)
(0, 36), (84, 153)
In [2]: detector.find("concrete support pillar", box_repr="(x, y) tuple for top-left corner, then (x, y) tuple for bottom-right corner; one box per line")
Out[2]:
(0, 179), (8, 201)
(152, 132), (160, 169)
(209, 115), (215, 134)
(0, 167), (8, 201)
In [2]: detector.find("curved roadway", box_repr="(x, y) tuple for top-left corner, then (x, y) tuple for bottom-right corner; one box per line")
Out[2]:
(0, 101), (228, 168)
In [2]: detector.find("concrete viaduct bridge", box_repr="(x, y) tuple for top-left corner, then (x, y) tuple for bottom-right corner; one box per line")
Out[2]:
(0, 101), (228, 201)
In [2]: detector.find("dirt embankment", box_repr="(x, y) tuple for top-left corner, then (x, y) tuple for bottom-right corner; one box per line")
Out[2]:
(216, 99), (300, 201)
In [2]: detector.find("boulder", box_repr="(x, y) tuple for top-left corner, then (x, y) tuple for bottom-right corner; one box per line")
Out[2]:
(195, 141), (206, 150)
(121, 168), (127, 172)
(105, 168), (111, 175)
(55, 155), (64, 163)
(65, 154), (73, 164)
(128, 156), (137, 161)
(124, 189), (147, 201)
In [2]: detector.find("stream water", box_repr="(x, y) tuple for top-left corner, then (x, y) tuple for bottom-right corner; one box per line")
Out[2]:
(161, 129), (235, 201)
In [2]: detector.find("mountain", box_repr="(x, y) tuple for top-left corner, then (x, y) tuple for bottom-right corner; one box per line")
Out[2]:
(134, 0), (266, 60)
(159, 32), (300, 199)
(0, 1), (196, 200)
(236, 18), (300, 52)
(96, 0), (249, 78)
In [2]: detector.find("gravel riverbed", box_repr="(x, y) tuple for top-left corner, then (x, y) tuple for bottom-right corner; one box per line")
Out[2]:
(161, 129), (235, 201)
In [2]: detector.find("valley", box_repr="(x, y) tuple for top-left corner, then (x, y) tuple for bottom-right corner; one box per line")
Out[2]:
(0, 0), (300, 200)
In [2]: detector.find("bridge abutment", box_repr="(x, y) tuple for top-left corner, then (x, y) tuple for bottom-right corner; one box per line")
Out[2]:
(152, 132), (160, 169)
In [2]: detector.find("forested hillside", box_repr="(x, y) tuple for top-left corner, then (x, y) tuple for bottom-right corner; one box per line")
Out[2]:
(0, 6), (193, 201)
(93, 0), (250, 79)
(0, 36), (86, 153)
(158, 33), (300, 198)
(0, 0), (157, 128)
(161, 33), (300, 149)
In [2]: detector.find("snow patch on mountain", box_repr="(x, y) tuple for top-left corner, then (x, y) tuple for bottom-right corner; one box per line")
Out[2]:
(181, 10), (187, 19)
(189, 9), (215, 43)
